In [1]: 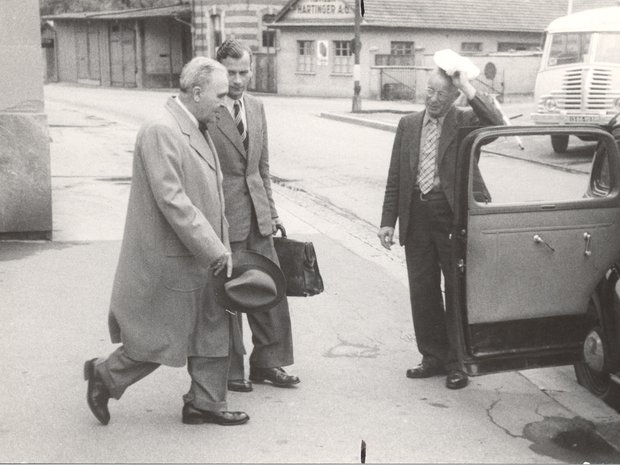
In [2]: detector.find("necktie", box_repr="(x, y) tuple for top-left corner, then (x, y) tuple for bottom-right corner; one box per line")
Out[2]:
(233, 100), (248, 153)
(417, 118), (439, 194)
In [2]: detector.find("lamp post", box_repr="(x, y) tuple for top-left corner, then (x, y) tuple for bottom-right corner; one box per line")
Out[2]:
(352, 0), (362, 112)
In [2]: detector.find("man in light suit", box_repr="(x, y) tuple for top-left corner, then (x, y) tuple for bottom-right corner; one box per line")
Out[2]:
(84, 57), (250, 426)
(378, 66), (503, 389)
(208, 39), (299, 392)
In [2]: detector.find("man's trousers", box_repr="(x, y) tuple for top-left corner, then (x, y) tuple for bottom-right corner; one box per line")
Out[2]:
(404, 190), (460, 370)
(94, 346), (229, 412)
(228, 215), (294, 379)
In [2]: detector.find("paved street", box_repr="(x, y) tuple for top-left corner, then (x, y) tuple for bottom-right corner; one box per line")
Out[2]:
(1, 84), (620, 463)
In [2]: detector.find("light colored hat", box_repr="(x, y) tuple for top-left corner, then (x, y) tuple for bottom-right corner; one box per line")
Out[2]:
(433, 49), (480, 80)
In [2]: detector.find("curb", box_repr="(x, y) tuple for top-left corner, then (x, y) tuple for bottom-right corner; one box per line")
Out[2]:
(319, 111), (397, 133)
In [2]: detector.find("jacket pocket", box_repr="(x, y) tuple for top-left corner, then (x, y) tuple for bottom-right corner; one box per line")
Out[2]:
(162, 240), (205, 291)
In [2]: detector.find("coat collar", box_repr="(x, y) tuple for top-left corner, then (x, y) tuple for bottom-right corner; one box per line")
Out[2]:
(213, 103), (247, 158)
(165, 97), (216, 170)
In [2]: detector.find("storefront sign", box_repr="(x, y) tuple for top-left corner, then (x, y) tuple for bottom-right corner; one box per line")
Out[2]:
(289, 0), (353, 18)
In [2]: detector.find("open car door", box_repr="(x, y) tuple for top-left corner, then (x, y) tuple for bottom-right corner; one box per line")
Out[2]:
(452, 125), (620, 376)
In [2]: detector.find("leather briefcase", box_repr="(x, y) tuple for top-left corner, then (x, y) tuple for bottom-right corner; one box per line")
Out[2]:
(273, 228), (324, 297)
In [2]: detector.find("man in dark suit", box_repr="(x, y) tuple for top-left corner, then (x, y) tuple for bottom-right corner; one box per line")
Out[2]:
(84, 57), (249, 426)
(378, 65), (503, 389)
(207, 39), (299, 392)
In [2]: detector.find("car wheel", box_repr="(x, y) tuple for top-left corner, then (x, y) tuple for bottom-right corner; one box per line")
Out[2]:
(574, 327), (620, 412)
(551, 134), (569, 153)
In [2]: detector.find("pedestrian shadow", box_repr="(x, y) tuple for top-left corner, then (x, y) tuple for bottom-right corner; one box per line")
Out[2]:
(0, 240), (86, 262)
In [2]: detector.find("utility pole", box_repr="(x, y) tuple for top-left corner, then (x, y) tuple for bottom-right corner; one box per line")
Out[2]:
(351, 0), (362, 112)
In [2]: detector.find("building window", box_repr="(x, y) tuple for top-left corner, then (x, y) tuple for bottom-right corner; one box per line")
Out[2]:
(211, 15), (222, 49)
(497, 42), (539, 52)
(461, 42), (483, 53)
(333, 40), (353, 74)
(297, 40), (315, 73)
(390, 41), (414, 56)
(262, 14), (276, 48)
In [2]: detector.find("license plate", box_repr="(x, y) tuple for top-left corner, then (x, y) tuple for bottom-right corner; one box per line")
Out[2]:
(566, 115), (602, 123)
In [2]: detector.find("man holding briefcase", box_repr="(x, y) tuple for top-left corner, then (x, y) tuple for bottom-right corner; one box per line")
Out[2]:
(207, 39), (299, 392)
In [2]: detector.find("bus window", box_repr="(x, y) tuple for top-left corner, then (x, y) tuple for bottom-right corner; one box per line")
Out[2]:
(595, 33), (620, 63)
(548, 33), (591, 66)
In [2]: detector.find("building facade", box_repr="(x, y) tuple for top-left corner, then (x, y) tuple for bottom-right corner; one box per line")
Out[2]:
(191, 0), (288, 92)
(44, 5), (192, 88)
(270, 0), (620, 100)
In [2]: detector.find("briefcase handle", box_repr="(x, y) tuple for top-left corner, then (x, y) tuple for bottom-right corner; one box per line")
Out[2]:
(274, 223), (287, 238)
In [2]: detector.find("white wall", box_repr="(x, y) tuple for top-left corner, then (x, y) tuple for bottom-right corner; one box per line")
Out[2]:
(276, 26), (543, 99)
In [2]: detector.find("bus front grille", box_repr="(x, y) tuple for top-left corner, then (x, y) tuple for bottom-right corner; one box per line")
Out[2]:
(550, 68), (619, 112)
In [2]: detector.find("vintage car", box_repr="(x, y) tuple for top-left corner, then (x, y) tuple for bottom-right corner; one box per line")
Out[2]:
(452, 118), (620, 412)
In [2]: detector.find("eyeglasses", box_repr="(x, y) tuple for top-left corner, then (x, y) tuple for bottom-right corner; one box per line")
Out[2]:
(426, 87), (450, 100)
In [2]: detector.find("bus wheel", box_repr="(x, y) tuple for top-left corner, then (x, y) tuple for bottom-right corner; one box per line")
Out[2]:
(574, 327), (620, 412)
(551, 135), (569, 153)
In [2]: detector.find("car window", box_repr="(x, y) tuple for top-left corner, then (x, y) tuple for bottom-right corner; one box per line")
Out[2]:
(472, 133), (607, 206)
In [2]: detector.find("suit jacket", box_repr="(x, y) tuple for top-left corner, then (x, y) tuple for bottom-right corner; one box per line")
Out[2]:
(207, 94), (278, 242)
(380, 94), (503, 245)
(108, 96), (232, 367)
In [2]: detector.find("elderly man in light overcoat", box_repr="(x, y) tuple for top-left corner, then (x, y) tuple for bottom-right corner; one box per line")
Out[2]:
(83, 57), (249, 426)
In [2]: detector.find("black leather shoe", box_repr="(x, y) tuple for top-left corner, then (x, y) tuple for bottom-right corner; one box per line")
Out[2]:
(406, 364), (446, 379)
(446, 369), (469, 389)
(84, 358), (111, 425)
(249, 367), (300, 387)
(227, 379), (253, 392)
(182, 403), (249, 425)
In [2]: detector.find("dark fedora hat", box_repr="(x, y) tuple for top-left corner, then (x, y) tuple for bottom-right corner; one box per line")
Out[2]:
(214, 250), (286, 314)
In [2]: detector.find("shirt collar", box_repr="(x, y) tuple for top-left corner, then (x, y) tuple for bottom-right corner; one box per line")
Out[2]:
(224, 94), (244, 113)
(423, 110), (445, 127)
(174, 96), (199, 128)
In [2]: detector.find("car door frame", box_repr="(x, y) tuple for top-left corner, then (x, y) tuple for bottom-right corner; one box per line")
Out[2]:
(451, 125), (620, 376)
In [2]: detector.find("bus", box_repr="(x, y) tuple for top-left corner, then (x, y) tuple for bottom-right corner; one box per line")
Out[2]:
(531, 6), (620, 153)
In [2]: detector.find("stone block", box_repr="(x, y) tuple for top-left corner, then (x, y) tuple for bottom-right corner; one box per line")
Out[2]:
(0, 113), (52, 239)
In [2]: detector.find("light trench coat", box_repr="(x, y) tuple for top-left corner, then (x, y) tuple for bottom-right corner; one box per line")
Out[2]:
(108, 97), (238, 367)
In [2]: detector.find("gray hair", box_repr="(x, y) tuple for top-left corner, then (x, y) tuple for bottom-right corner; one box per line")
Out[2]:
(179, 57), (226, 93)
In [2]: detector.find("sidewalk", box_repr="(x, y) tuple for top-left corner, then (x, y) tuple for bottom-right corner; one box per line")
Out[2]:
(1, 94), (619, 463)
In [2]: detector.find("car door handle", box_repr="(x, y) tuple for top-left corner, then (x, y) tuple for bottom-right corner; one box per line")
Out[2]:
(533, 234), (555, 252)
(584, 232), (592, 257)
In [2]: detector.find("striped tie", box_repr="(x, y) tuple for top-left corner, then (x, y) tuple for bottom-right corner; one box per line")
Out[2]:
(417, 118), (439, 194)
(233, 100), (248, 153)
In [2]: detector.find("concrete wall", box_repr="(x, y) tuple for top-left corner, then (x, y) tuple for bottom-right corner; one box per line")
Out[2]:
(0, 0), (52, 238)
(275, 26), (543, 99)
(276, 26), (362, 97)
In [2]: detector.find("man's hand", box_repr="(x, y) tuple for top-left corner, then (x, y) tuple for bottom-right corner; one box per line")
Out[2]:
(377, 226), (395, 250)
(212, 251), (233, 278)
(272, 217), (286, 236)
(450, 70), (476, 100)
